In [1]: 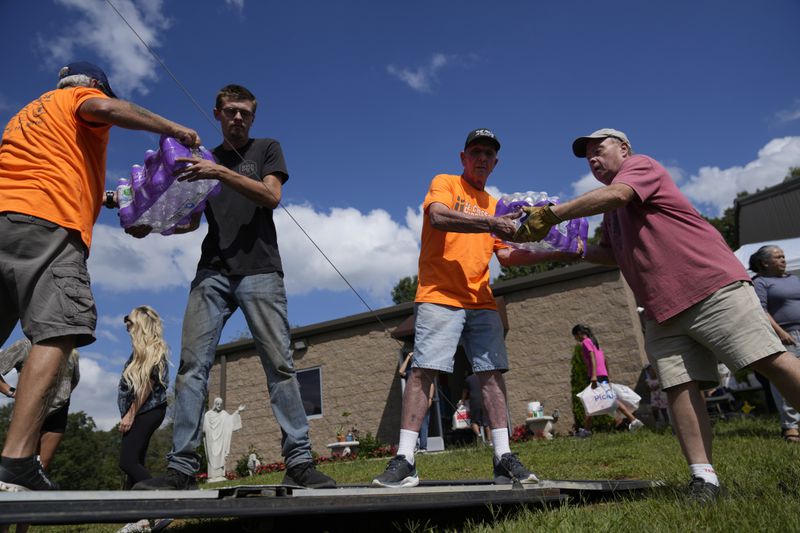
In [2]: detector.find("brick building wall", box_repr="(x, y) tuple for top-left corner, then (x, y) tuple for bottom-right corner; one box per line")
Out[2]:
(209, 264), (646, 469)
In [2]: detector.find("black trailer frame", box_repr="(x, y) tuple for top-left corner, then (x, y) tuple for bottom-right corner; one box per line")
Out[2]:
(0, 479), (661, 526)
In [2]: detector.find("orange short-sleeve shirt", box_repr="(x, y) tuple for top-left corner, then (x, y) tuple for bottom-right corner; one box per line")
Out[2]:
(415, 174), (507, 309)
(0, 87), (111, 250)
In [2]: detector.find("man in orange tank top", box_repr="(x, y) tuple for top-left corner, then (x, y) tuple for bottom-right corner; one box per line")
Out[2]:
(0, 62), (199, 492)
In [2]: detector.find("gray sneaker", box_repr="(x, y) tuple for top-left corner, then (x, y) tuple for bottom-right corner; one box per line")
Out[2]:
(371, 455), (419, 488)
(493, 453), (539, 485)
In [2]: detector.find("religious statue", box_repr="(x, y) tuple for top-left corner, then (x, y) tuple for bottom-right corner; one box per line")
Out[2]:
(203, 397), (245, 482)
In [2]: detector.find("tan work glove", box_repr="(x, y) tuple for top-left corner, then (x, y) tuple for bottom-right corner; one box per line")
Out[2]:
(512, 204), (563, 242)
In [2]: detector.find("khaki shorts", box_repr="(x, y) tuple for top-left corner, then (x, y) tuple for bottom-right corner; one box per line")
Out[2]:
(645, 281), (784, 390)
(0, 213), (96, 347)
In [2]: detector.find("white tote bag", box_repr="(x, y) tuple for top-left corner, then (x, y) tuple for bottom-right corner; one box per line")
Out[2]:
(577, 383), (618, 416)
(611, 383), (642, 411)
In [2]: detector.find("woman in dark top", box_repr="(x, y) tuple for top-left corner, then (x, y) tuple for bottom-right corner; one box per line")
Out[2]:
(118, 305), (170, 487)
(750, 245), (800, 442)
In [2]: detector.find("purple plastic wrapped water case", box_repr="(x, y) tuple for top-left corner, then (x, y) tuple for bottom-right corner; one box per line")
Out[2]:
(117, 136), (222, 235)
(494, 191), (588, 253)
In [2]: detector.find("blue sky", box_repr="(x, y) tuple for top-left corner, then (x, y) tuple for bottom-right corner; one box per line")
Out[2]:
(1, 0), (799, 429)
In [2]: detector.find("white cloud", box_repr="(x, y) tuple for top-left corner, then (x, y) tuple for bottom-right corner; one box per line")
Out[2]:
(387, 53), (451, 93)
(571, 172), (603, 197)
(70, 355), (123, 430)
(276, 204), (421, 298)
(225, 0), (245, 13)
(681, 136), (800, 215)
(88, 223), (206, 292)
(405, 204), (424, 242)
(99, 313), (126, 327)
(664, 165), (686, 184)
(776, 100), (800, 123)
(88, 203), (421, 301)
(38, 0), (170, 97)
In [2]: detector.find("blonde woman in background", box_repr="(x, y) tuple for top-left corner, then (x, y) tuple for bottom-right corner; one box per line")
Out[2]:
(118, 306), (170, 489)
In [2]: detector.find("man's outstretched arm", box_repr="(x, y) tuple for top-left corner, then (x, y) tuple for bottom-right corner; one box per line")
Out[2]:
(78, 97), (199, 147)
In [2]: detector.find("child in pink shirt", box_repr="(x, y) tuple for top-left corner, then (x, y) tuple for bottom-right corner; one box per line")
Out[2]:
(572, 324), (643, 436)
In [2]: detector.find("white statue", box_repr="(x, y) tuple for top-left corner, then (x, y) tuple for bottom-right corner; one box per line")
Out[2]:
(247, 453), (261, 477)
(203, 397), (245, 482)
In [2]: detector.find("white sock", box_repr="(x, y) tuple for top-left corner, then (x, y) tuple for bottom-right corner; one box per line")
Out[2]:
(397, 429), (418, 464)
(491, 428), (511, 459)
(689, 463), (719, 486)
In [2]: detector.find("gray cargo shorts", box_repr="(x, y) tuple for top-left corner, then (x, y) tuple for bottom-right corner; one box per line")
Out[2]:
(0, 212), (97, 347)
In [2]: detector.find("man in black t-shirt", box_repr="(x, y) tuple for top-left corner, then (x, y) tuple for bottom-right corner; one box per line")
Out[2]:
(134, 84), (335, 490)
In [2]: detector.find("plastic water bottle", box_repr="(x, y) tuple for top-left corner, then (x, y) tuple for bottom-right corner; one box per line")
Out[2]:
(494, 190), (587, 254)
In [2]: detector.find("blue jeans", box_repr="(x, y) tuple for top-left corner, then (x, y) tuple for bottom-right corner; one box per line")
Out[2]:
(167, 270), (312, 474)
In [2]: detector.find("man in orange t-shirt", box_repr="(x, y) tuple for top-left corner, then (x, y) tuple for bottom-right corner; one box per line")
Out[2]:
(373, 129), (579, 488)
(0, 61), (199, 492)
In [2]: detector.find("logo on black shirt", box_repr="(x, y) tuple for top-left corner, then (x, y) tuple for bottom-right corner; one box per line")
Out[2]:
(239, 160), (257, 177)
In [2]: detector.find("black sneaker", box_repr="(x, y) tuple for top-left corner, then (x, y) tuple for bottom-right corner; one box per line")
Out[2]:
(371, 455), (419, 488)
(132, 468), (197, 490)
(688, 476), (723, 504)
(493, 453), (539, 485)
(0, 455), (58, 491)
(282, 462), (336, 488)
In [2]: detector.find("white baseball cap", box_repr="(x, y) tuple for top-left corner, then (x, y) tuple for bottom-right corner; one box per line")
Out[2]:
(572, 128), (631, 157)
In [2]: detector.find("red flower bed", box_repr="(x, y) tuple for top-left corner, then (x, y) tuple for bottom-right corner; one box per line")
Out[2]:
(510, 424), (533, 443)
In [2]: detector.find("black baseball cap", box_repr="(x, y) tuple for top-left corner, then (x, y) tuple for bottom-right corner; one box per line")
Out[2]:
(464, 128), (500, 152)
(58, 61), (117, 98)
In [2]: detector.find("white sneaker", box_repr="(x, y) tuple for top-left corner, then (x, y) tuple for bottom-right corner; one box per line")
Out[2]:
(629, 419), (644, 432)
(116, 519), (151, 533)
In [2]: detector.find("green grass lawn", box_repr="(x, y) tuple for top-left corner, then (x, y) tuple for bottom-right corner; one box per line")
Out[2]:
(28, 416), (800, 532)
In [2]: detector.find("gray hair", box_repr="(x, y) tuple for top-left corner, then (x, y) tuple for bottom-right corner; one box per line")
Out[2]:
(748, 245), (780, 274)
(57, 72), (93, 90)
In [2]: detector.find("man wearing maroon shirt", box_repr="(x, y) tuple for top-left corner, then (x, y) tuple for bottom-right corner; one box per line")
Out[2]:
(516, 128), (800, 503)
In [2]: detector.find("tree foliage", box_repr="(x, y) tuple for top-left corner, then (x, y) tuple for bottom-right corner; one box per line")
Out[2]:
(391, 275), (418, 304)
(702, 190), (751, 251)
